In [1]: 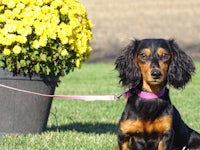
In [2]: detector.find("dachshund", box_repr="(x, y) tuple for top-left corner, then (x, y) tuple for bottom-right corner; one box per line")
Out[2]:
(115, 39), (200, 150)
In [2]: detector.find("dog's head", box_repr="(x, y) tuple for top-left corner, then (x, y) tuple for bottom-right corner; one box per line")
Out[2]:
(115, 39), (195, 92)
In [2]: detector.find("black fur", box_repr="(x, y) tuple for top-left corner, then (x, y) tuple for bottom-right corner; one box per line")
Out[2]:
(167, 40), (195, 89)
(115, 40), (141, 89)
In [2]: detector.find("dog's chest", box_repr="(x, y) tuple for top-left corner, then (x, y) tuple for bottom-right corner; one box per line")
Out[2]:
(120, 97), (173, 140)
(120, 114), (172, 135)
(126, 96), (172, 119)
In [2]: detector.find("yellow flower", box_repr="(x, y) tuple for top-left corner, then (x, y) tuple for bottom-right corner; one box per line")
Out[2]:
(0, 14), (6, 22)
(4, 34), (16, 46)
(13, 8), (21, 15)
(20, 0), (29, 5)
(0, 5), (5, 11)
(3, 48), (11, 56)
(16, 35), (27, 44)
(6, 0), (16, 9)
(13, 45), (22, 54)
(17, 28), (30, 36)
(59, 23), (72, 36)
(35, 0), (44, 6)
(37, 11), (45, 21)
(41, 5), (50, 14)
(69, 19), (80, 29)
(34, 21), (46, 35)
(61, 49), (68, 56)
(88, 20), (93, 28)
(16, 3), (25, 10)
(4, 22), (17, 33)
(75, 59), (81, 68)
(60, 5), (68, 15)
(50, 0), (63, 9)
(32, 40), (40, 49)
(43, 0), (52, 4)
(45, 23), (57, 39)
(39, 35), (47, 47)
(4, 10), (15, 19)
(61, 37), (68, 44)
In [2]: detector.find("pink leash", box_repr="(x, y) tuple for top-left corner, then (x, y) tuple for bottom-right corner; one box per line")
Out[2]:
(0, 83), (117, 101)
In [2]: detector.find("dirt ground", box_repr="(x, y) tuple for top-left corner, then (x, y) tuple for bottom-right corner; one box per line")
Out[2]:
(80, 0), (200, 62)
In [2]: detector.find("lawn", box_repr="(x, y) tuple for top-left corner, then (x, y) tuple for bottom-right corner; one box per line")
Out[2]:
(0, 63), (200, 150)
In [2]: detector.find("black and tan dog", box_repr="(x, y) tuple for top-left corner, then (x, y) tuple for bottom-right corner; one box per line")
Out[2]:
(115, 39), (200, 150)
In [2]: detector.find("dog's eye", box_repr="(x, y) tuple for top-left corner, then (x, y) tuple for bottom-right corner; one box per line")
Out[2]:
(138, 53), (149, 60)
(161, 53), (170, 61)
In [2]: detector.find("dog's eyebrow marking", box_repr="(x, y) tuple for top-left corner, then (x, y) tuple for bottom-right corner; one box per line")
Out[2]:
(157, 48), (166, 56)
(143, 48), (151, 56)
(120, 115), (172, 134)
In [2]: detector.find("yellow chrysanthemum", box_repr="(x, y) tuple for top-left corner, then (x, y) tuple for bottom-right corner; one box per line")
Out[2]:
(43, 0), (52, 4)
(60, 37), (68, 44)
(13, 8), (21, 15)
(17, 27), (30, 36)
(4, 9), (15, 19)
(16, 35), (27, 44)
(6, 1), (16, 9)
(50, 0), (63, 9)
(20, 0), (29, 5)
(75, 59), (81, 68)
(13, 45), (22, 54)
(32, 40), (40, 49)
(0, 6), (5, 11)
(35, 0), (44, 6)
(39, 35), (47, 47)
(4, 34), (16, 46)
(61, 49), (68, 56)
(3, 48), (11, 56)
(4, 22), (17, 33)
(0, 14), (6, 22)
(16, 3), (25, 10)
(60, 5), (68, 15)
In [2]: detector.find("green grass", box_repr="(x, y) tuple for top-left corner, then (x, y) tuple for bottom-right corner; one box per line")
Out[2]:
(0, 62), (200, 149)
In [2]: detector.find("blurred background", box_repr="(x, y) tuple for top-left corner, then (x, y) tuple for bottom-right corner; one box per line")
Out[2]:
(80, 0), (200, 62)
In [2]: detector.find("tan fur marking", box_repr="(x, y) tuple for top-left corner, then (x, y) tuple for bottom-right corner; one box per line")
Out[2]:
(120, 120), (144, 134)
(158, 141), (163, 150)
(143, 48), (151, 56)
(122, 140), (129, 150)
(117, 141), (129, 150)
(152, 115), (172, 133)
(145, 115), (172, 133)
(120, 116), (172, 135)
(157, 48), (165, 56)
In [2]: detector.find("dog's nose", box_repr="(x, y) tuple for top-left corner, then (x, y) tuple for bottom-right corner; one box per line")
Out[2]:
(151, 70), (161, 79)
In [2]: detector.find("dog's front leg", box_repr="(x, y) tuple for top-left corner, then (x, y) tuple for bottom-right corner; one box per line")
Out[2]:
(159, 129), (174, 150)
(117, 127), (131, 150)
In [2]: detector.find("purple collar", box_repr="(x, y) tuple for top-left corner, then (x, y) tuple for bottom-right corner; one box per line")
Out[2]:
(123, 88), (166, 100)
(136, 88), (166, 100)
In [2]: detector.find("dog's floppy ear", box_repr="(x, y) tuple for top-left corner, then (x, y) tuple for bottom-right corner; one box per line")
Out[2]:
(167, 39), (195, 89)
(115, 39), (141, 88)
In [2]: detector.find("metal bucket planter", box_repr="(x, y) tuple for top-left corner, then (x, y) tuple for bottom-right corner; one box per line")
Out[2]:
(0, 68), (58, 136)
